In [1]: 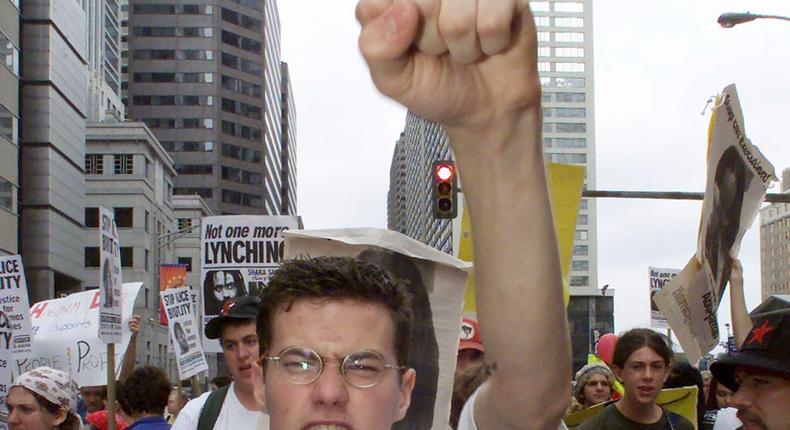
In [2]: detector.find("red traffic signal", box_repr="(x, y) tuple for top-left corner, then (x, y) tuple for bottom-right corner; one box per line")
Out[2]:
(433, 161), (457, 219)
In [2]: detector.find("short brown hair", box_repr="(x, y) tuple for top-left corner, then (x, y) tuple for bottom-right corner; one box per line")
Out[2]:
(257, 256), (413, 365)
(612, 328), (673, 368)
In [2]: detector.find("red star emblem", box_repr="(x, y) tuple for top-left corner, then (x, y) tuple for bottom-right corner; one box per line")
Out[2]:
(746, 320), (775, 346)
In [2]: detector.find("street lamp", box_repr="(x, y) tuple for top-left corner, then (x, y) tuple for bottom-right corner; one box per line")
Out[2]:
(718, 12), (790, 28)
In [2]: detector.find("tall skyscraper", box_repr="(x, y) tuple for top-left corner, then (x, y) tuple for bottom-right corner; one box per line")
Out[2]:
(386, 0), (608, 371)
(280, 62), (297, 215)
(0, 0), (20, 257)
(20, 0), (90, 300)
(86, 0), (125, 121)
(759, 167), (790, 300)
(125, 0), (293, 215)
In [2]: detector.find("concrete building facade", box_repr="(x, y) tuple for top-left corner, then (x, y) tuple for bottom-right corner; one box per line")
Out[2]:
(759, 168), (790, 300)
(0, 0), (20, 256)
(125, 0), (292, 216)
(85, 121), (180, 379)
(20, 0), (90, 301)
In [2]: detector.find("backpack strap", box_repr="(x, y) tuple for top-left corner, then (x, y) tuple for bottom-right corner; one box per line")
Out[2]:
(665, 410), (681, 430)
(197, 386), (230, 430)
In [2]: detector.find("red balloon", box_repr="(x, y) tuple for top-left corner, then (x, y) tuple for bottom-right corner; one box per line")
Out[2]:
(597, 333), (619, 365)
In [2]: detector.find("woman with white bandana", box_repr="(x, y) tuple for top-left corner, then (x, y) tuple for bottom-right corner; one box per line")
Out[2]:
(6, 366), (82, 430)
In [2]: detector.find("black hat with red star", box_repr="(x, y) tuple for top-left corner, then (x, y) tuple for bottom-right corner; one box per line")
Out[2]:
(711, 309), (790, 392)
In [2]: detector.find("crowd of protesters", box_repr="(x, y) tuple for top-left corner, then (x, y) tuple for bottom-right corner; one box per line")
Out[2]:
(5, 1), (790, 430)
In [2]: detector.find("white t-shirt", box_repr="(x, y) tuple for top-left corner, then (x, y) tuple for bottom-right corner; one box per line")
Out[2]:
(457, 387), (567, 430)
(171, 382), (269, 430)
(712, 407), (742, 430)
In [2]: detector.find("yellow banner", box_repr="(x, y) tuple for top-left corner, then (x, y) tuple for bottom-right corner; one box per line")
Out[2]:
(564, 386), (699, 429)
(460, 162), (586, 311)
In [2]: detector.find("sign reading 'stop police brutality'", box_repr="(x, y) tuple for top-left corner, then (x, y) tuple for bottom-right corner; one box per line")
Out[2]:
(0, 255), (33, 356)
(99, 207), (123, 343)
(200, 215), (299, 352)
(161, 287), (208, 380)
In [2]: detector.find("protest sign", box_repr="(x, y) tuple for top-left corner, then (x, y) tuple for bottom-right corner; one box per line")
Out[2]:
(460, 162), (585, 311)
(159, 264), (188, 325)
(655, 84), (776, 362)
(19, 283), (142, 387)
(99, 207), (123, 343)
(0, 255), (33, 356)
(285, 228), (471, 430)
(649, 267), (679, 329)
(161, 287), (208, 380)
(200, 215), (299, 352)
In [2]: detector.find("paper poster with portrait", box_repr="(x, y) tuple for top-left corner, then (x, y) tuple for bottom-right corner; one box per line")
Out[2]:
(656, 84), (776, 362)
(283, 228), (472, 430)
(649, 267), (679, 330)
(696, 84), (775, 301)
(98, 207), (123, 343)
(161, 286), (208, 380)
(200, 215), (299, 352)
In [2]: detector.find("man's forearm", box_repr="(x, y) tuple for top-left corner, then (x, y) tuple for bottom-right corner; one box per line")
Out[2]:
(449, 109), (571, 428)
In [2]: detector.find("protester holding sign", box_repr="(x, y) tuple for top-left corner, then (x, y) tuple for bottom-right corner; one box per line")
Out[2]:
(7, 367), (81, 430)
(251, 1), (572, 429)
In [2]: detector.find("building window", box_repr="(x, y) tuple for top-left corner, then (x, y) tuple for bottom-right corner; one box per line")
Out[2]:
(175, 164), (213, 175)
(85, 154), (104, 175)
(221, 143), (262, 163)
(554, 17), (584, 28)
(145, 210), (150, 233)
(0, 31), (20, 75)
(145, 249), (150, 272)
(0, 103), (17, 144)
(85, 247), (100, 267)
(572, 260), (589, 271)
(178, 257), (193, 272)
(572, 245), (588, 256)
(177, 218), (192, 231)
(85, 207), (99, 228)
(114, 207), (133, 228)
(114, 155), (133, 174)
(0, 177), (16, 213)
(554, 2), (584, 13)
(173, 188), (213, 198)
(120, 247), (133, 267)
(570, 276), (589, 287)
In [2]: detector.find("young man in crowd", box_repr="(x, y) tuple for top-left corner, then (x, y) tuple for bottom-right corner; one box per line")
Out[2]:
(117, 366), (172, 430)
(711, 309), (790, 430)
(172, 296), (268, 430)
(254, 1), (571, 429)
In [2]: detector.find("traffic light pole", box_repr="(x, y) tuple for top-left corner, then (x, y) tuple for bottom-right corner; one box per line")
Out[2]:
(583, 190), (790, 203)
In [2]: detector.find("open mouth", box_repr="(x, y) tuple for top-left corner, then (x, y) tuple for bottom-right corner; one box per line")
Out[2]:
(303, 423), (353, 430)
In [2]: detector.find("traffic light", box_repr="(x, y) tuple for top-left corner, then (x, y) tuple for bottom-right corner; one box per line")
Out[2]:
(432, 161), (457, 219)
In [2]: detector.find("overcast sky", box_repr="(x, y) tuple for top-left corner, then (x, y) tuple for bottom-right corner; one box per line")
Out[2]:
(277, 1), (790, 342)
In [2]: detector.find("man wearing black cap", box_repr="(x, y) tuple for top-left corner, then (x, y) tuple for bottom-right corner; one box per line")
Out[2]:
(710, 310), (790, 430)
(172, 296), (269, 430)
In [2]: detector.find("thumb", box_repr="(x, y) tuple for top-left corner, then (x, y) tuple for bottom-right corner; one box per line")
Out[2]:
(359, 0), (420, 95)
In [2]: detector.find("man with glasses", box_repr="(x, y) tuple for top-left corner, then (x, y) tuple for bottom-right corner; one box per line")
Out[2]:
(172, 296), (268, 430)
(254, 1), (571, 429)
